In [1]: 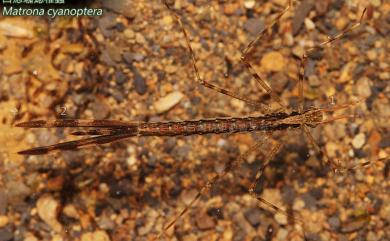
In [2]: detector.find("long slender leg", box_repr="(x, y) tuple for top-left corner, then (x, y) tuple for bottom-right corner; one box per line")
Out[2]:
(303, 8), (367, 59)
(298, 8), (366, 111)
(241, 0), (293, 111)
(298, 57), (305, 113)
(248, 141), (305, 223)
(298, 8), (367, 172)
(154, 135), (271, 240)
(163, 1), (272, 113)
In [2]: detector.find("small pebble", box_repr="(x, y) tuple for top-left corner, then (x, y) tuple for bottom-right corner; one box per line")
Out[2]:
(244, 18), (264, 36)
(0, 230), (13, 241)
(292, 0), (314, 35)
(244, 208), (262, 227)
(379, 203), (390, 222)
(0, 215), (8, 228)
(153, 91), (184, 114)
(24, 234), (39, 241)
(276, 228), (288, 240)
(328, 216), (341, 230)
(244, 0), (256, 9)
(293, 199), (305, 211)
(36, 194), (63, 232)
(274, 212), (288, 225)
(339, 62), (355, 83)
(81, 230), (111, 241)
(304, 18), (315, 31)
(366, 50), (377, 61)
(224, 3), (239, 15)
(115, 70), (128, 85)
(52, 234), (64, 241)
(195, 212), (216, 230)
(162, 15), (173, 25)
(369, 0), (381, 7)
(352, 133), (366, 149)
(355, 77), (372, 98)
(292, 46), (305, 58)
(63, 204), (80, 219)
(261, 51), (285, 72)
(133, 70), (147, 95)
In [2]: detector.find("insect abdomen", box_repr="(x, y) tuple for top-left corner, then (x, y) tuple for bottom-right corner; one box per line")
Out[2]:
(137, 117), (278, 136)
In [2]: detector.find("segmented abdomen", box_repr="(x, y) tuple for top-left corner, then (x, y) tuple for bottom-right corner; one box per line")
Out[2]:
(137, 117), (291, 136)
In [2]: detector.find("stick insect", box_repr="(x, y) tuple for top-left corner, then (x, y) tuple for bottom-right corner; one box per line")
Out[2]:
(16, 0), (368, 239)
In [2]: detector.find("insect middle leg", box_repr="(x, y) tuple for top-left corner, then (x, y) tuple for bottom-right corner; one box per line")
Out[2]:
(240, 0), (293, 112)
(154, 134), (272, 240)
(163, 0), (275, 113)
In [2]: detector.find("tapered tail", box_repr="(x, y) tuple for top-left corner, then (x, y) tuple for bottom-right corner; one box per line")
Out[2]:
(17, 133), (137, 155)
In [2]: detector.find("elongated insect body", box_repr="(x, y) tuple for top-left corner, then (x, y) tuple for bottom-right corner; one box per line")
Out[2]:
(15, 108), (326, 155)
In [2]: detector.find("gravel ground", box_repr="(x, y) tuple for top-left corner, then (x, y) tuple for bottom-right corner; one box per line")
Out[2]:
(0, 0), (389, 241)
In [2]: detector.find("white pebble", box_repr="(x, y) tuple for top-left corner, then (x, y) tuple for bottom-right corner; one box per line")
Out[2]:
(275, 212), (288, 225)
(304, 18), (316, 31)
(244, 0), (256, 9)
(36, 194), (63, 232)
(0, 22), (34, 38)
(352, 133), (366, 149)
(153, 91), (184, 114)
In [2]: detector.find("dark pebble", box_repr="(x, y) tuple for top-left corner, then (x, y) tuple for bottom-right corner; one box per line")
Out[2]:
(305, 233), (322, 241)
(304, 59), (316, 77)
(308, 49), (324, 60)
(233, 231), (247, 241)
(133, 70), (147, 95)
(354, 149), (367, 159)
(163, 138), (176, 153)
(332, 0), (345, 10)
(314, 1), (328, 16)
(102, 0), (137, 18)
(309, 187), (323, 200)
(0, 190), (7, 214)
(244, 18), (264, 36)
(173, 145), (192, 161)
(379, 134), (390, 148)
(366, 193), (383, 214)
(281, 185), (296, 205)
(301, 192), (317, 209)
(134, 74), (147, 95)
(115, 22), (125, 32)
(0, 230), (13, 241)
(109, 88), (125, 102)
(141, 192), (159, 207)
(122, 51), (134, 64)
(195, 212), (216, 230)
(328, 215), (341, 231)
(169, 184), (182, 198)
(123, 52), (145, 64)
(207, 207), (224, 220)
(244, 207), (262, 227)
(89, 100), (110, 119)
(269, 72), (288, 93)
(109, 179), (134, 198)
(115, 70), (128, 85)
(98, 13), (117, 38)
(100, 49), (117, 67)
(66, 28), (83, 43)
(292, 0), (314, 35)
